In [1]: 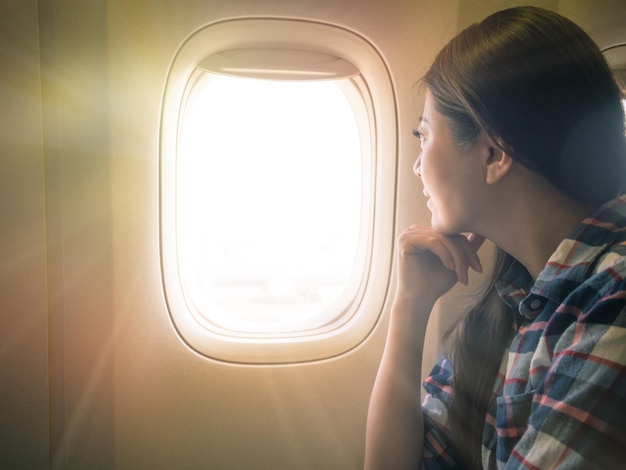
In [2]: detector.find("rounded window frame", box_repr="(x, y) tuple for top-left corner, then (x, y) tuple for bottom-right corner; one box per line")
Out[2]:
(160, 18), (397, 364)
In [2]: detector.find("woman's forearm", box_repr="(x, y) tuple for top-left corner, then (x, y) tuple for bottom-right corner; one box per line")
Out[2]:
(365, 228), (481, 468)
(364, 294), (433, 469)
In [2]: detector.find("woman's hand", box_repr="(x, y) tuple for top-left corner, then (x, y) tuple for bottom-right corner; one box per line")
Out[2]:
(396, 225), (485, 304)
(365, 226), (485, 469)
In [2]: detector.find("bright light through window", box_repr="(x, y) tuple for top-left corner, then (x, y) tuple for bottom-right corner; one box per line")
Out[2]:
(161, 18), (397, 363)
(177, 75), (363, 334)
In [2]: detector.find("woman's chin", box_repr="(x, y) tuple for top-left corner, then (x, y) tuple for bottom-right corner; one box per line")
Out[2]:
(431, 215), (463, 236)
(430, 218), (447, 233)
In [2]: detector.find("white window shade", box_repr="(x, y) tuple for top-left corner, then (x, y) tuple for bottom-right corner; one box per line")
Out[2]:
(197, 48), (359, 80)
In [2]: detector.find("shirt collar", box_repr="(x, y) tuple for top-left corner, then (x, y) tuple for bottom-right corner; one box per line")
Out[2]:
(496, 195), (626, 319)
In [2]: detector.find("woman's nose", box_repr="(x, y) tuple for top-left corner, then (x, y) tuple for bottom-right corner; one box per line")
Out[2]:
(413, 154), (422, 178)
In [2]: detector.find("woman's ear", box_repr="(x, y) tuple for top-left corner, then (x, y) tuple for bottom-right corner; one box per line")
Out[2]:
(485, 146), (514, 185)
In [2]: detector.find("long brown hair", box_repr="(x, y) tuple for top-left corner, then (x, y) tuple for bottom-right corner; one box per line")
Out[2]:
(422, 6), (626, 468)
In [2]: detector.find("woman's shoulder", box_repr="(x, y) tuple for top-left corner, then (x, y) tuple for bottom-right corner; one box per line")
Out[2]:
(572, 195), (626, 287)
(590, 240), (626, 277)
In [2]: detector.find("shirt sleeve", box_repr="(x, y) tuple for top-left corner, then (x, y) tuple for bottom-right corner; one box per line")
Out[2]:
(505, 286), (626, 469)
(420, 358), (459, 469)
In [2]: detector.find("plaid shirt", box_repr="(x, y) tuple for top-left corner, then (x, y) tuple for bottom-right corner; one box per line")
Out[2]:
(421, 195), (626, 469)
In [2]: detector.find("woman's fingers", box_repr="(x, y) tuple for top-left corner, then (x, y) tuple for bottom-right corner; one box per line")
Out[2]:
(463, 233), (485, 274)
(446, 233), (486, 284)
(401, 230), (455, 269)
(399, 226), (485, 286)
(467, 232), (486, 250)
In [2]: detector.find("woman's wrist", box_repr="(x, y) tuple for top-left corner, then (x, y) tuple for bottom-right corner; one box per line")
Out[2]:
(394, 286), (439, 314)
(389, 289), (435, 336)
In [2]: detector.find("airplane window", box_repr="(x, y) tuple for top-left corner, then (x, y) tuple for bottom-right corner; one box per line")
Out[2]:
(160, 18), (396, 363)
(177, 74), (364, 334)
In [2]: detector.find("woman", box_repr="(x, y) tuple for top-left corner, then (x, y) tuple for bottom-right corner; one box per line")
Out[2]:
(365, 6), (626, 469)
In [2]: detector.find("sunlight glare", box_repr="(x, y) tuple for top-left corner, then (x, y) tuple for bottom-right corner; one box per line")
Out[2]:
(176, 75), (363, 333)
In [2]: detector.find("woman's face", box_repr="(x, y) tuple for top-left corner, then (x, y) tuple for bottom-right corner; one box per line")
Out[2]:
(413, 92), (486, 234)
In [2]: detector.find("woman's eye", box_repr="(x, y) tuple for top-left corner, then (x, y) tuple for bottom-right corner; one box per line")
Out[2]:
(412, 128), (425, 144)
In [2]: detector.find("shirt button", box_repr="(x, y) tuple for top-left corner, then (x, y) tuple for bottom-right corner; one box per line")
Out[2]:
(529, 298), (543, 310)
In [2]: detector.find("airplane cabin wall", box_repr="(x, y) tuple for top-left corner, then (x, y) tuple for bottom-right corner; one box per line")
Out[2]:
(107, 2), (447, 468)
(0, 2), (49, 468)
(1, 0), (623, 468)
